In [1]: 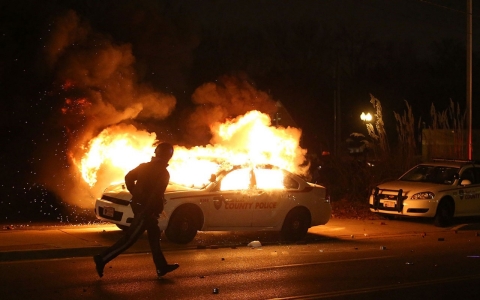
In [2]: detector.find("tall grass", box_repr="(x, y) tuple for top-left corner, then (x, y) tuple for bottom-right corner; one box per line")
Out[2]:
(423, 100), (467, 159)
(393, 100), (421, 170)
(365, 94), (389, 159)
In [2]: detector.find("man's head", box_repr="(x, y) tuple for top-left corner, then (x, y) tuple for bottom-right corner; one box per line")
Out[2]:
(154, 142), (174, 161)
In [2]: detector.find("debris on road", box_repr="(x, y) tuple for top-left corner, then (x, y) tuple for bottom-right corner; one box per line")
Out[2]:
(247, 241), (262, 248)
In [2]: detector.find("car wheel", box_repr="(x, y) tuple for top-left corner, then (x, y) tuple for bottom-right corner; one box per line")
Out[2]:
(280, 207), (311, 241)
(434, 200), (454, 227)
(165, 205), (201, 244)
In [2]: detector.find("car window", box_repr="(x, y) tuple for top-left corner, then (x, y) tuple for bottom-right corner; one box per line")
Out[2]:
(474, 167), (480, 184)
(254, 168), (285, 189)
(400, 165), (459, 185)
(461, 168), (475, 184)
(220, 168), (251, 191)
(283, 174), (300, 189)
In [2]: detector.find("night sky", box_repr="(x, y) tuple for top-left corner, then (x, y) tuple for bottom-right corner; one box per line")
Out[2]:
(1, 0), (479, 223)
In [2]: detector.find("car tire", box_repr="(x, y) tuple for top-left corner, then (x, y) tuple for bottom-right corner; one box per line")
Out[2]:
(165, 205), (201, 244)
(280, 207), (311, 242)
(434, 200), (454, 227)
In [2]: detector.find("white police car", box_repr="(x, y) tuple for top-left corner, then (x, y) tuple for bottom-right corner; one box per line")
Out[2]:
(95, 165), (331, 243)
(369, 159), (480, 226)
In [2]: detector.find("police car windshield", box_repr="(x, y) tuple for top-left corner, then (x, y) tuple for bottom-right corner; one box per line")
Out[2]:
(399, 165), (459, 185)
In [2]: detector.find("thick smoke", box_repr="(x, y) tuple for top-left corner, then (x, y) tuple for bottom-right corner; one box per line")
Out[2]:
(38, 10), (176, 208)
(47, 10), (176, 124)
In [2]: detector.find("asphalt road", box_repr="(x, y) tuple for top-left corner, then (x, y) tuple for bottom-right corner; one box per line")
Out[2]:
(1, 229), (480, 299)
(1, 219), (480, 299)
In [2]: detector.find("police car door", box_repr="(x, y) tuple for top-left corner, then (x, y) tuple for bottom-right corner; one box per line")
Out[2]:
(457, 166), (480, 216)
(207, 168), (253, 228)
(250, 168), (290, 228)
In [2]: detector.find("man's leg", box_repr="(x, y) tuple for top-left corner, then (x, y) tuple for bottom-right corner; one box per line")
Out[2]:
(145, 217), (179, 277)
(94, 216), (147, 277)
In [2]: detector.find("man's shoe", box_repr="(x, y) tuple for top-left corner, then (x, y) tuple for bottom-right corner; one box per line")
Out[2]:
(93, 255), (105, 278)
(157, 263), (179, 277)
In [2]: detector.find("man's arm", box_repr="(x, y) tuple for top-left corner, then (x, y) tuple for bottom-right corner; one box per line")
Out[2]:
(125, 167), (139, 194)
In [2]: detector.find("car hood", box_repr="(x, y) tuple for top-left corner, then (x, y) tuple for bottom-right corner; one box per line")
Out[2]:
(377, 180), (451, 194)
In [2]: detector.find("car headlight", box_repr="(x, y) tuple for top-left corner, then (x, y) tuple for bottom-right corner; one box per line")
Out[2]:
(410, 192), (435, 200)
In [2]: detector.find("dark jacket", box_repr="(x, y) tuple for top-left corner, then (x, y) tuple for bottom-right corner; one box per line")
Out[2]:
(125, 157), (170, 216)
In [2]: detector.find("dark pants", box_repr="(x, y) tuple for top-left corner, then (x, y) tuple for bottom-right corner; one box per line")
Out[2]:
(98, 213), (168, 271)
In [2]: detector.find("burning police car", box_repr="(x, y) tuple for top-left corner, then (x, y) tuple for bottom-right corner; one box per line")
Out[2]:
(369, 159), (480, 226)
(95, 164), (331, 243)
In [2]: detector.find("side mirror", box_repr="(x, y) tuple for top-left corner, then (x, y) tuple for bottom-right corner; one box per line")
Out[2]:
(460, 179), (472, 186)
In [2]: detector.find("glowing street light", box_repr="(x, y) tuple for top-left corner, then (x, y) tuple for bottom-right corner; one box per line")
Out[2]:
(360, 112), (372, 123)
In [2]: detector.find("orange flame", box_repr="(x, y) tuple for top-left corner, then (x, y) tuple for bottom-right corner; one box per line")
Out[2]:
(76, 110), (308, 191)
